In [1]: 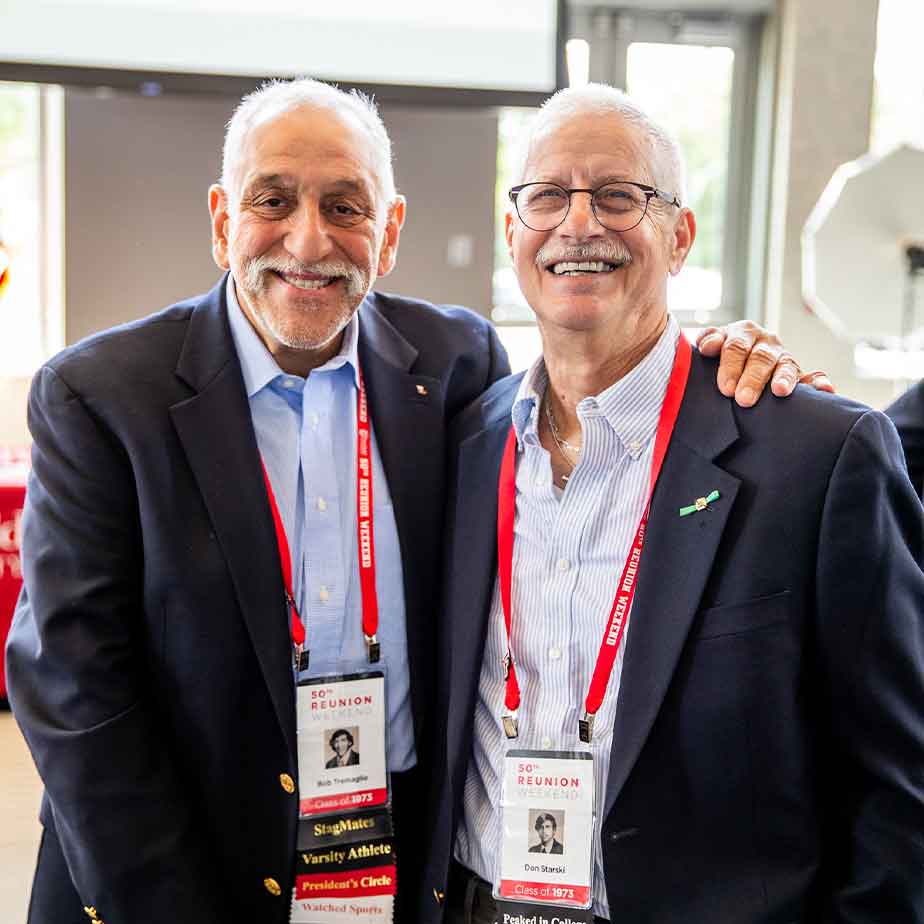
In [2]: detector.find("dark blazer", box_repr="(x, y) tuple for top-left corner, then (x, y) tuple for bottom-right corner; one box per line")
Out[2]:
(5, 276), (508, 924)
(528, 840), (563, 855)
(325, 750), (360, 769)
(423, 350), (924, 924)
(886, 378), (924, 498)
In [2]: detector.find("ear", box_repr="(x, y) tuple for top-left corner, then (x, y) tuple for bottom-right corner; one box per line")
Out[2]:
(208, 184), (232, 271)
(377, 195), (407, 278)
(667, 208), (696, 276)
(504, 208), (516, 260)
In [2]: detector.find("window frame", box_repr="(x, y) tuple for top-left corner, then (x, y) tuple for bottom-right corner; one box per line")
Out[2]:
(565, 7), (770, 325)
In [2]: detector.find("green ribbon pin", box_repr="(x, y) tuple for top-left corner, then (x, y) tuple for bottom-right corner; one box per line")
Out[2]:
(679, 489), (720, 517)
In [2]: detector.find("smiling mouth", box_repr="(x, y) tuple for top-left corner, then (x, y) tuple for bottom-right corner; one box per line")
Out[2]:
(274, 270), (341, 290)
(547, 260), (625, 275)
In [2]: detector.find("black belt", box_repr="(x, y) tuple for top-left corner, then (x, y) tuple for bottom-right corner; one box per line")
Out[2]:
(448, 860), (610, 924)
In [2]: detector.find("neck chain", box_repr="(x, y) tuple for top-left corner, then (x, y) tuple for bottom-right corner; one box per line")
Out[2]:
(544, 388), (582, 473)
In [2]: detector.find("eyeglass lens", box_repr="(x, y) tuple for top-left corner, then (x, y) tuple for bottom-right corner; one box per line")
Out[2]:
(516, 182), (649, 232)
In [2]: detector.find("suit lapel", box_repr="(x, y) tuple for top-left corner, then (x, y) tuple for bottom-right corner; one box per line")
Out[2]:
(445, 380), (521, 764)
(357, 300), (445, 746)
(603, 354), (741, 819)
(168, 278), (297, 760)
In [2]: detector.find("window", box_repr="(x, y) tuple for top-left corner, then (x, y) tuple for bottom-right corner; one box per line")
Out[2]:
(626, 41), (734, 318)
(0, 82), (64, 377)
(870, 0), (924, 153)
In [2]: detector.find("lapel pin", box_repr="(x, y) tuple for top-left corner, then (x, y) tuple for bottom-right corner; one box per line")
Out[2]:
(415, 383), (428, 396)
(679, 489), (720, 517)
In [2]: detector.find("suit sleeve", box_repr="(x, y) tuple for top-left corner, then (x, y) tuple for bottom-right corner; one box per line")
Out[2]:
(885, 381), (924, 499)
(485, 319), (512, 387)
(815, 409), (924, 922)
(4, 365), (229, 924)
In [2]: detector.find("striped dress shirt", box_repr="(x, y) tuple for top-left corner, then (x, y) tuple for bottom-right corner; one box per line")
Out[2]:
(453, 315), (681, 919)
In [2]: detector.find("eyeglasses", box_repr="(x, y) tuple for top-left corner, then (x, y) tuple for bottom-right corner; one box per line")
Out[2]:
(508, 181), (681, 233)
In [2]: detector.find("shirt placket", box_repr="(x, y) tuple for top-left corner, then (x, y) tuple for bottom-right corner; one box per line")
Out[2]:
(300, 372), (346, 668)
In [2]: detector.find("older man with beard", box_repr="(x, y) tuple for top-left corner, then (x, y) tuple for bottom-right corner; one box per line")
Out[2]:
(6, 77), (815, 924)
(425, 84), (924, 924)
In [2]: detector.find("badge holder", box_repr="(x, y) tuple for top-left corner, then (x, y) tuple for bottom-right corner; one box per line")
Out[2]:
(295, 670), (389, 816)
(291, 669), (396, 923)
(492, 748), (596, 924)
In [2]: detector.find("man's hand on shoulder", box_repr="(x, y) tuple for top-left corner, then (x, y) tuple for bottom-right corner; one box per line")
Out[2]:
(697, 320), (835, 408)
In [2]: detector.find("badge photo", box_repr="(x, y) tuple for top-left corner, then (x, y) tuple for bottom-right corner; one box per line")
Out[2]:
(296, 672), (388, 816)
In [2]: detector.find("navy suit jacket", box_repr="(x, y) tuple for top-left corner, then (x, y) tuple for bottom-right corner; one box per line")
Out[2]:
(886, 379), (924, 499)
(5, 277), (508, 923)
(424, 350), (924, 923)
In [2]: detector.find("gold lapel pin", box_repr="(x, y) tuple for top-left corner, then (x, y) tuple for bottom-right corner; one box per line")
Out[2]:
(679, 489), (720, 517)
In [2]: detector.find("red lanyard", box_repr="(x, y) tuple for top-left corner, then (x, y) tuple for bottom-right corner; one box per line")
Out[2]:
(261, 368), (380, 672)
(496, 334), (692, 742)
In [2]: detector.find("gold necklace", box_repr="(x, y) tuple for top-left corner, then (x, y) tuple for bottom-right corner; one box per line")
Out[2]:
(544, 389), (582, 472)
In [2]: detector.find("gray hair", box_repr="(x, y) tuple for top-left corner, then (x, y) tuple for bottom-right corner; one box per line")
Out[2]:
(518, 83), (686, 204)
(220, 77), (396, 203)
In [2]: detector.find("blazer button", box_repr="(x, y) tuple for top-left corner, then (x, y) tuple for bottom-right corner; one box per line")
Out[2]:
(609, 827), (639, 843)
(264, 878), (282, 896)
(433, 887), (445, 905)
(280, 773), (295, 794)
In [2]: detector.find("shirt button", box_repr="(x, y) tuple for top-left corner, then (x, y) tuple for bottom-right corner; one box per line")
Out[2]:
(534, 475), (546, 487)
(548, 646), (562, 660)
(541, 737), (553, 749)
(283, 378), (298, 389)
(263, 878), (281, 897)
(557, 558), (570, 572)
(317, 497), (327, 512)
(279, 773), (295, 794)
(309, 412), (319, 428)
(319, 586), (330, 603)
(629, 439), (642, 454)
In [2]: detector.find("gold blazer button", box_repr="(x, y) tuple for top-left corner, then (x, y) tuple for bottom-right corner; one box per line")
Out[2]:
(279, 773), (295, 794)
(264, 878), (281, 897)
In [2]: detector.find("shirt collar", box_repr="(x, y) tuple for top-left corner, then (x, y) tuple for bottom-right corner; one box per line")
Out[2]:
(510, 314), (681, 459)
(226, 274), (360, 397)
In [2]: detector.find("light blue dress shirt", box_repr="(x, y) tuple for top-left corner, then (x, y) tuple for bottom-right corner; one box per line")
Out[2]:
(454, 316), (681, 919)
(226, 277), (416, 772)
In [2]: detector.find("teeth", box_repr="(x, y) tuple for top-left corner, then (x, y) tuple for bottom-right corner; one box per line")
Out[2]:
(279, 273), (335, 290)
(550, 261), (615, 275)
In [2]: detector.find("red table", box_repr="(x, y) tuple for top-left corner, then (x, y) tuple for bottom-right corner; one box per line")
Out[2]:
(0, 447), (29, 701)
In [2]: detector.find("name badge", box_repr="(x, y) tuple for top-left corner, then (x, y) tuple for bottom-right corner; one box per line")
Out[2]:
(296, 672), (388, 816)
(495, 749), (595, 911)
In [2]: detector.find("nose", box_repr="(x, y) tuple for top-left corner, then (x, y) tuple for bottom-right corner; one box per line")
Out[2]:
(556, 190), (604, 241)
(284, 200), (335, 263)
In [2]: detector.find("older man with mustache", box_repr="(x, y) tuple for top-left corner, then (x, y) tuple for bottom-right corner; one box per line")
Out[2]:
(7, 77), (815, 924)
(425, 84), (924, 924)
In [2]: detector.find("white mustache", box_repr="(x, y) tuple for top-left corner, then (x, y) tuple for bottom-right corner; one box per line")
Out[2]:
(242, 256), (366, 294)
(535, 241), (633, 268)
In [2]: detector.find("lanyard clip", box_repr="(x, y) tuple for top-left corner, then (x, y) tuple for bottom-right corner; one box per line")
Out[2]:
(578, 712), (595, 743)
(365, 634), (381, 664)
(502, 712), (519, 739)
(293, 645), (309, 673)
